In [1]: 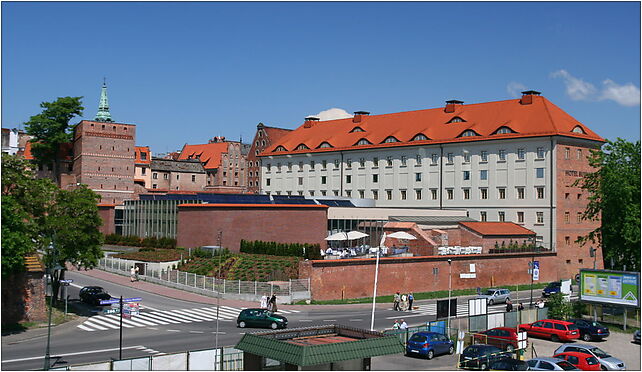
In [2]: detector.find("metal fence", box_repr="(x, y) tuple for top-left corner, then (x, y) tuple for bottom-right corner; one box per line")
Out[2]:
(383, 320), (455, 346)
(50, 346), (243, 371)
(98, 257), (311, 303)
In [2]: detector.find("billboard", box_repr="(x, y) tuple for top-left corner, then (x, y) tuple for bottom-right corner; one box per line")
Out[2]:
(579, 269), (640, 307)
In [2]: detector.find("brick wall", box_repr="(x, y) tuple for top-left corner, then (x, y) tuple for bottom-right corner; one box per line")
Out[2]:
(1, 272), (47, 324)
(299, 252), (562, 300)
(176, 204), (328, 252)
(97, 204), (116, 235)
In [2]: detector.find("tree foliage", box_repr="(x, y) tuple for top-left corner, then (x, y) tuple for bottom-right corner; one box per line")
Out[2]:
(575, 138), (641, 271)
(547, 293), (573, 320)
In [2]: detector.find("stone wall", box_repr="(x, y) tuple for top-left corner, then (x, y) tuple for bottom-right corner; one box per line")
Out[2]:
(97, 204), (116, 235)
(1, 272), (47, 324)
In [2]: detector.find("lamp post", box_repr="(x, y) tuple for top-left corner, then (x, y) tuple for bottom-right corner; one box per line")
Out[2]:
(370, 246), (381, 331)
(447, 258), (452, 332)
(44, 239), (62, 371)
(215, 230), (223, 352)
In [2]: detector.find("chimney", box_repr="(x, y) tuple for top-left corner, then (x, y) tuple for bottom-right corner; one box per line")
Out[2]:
(303, 116), (320, 128)
(520, 90), (541, 105)
(352, 111), (370, 123)
(444, 100), (464, 113)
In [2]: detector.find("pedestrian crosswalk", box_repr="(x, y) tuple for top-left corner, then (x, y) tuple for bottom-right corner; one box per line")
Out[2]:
(385, 302), (506, 319)
(77, 306), (301, 332)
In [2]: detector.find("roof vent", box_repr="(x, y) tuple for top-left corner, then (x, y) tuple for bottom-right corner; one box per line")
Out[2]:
(520, 90), (541, 105)
(445, 100), (464, 113)
(303, 116), (320, 128)
(352, 111), (370, 123)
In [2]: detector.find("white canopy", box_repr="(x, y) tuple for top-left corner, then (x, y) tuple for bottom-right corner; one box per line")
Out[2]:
(324, 231), (369, 241)
(387, 231), (417, 240)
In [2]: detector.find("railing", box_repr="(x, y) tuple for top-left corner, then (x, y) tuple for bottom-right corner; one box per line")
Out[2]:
(98, 257), (311, 302)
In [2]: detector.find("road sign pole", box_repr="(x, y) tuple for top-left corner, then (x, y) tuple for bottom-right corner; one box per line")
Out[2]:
(64, 286), (68, 315)
(119, 296), (123, 360)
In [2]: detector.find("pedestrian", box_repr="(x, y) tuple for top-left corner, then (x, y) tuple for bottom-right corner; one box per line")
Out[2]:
(135, 266), (140, 281)
(270, 294), (278, 313)
(399, 319), (408, 329)
(260, 293), (268, 309)
(130, 266), (136, 282)
(506, 299), (513, 312)
(408, 292), (414, 311)
(537, 299), (545, 309)
(392, 320), (400, 329)
(518, 303), (524, 311)
(393, 291), (401, 311)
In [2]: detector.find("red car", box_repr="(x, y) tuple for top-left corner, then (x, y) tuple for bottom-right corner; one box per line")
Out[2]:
(518, 319), (580, 342)
(472, 327), (522, 352)
(554, 351), (601, 371)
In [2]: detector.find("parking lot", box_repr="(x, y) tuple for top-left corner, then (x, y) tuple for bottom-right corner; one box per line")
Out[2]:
(372, 330), (640, 370)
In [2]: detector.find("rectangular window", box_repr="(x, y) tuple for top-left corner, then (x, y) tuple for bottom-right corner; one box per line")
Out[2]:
(359, 190), (365, 198)
(463, 152), (470, 163)
(164, 173), (169, 180)
(266, 163), (271, 171)
(498, 188), (506, 199)
(386, 156), (393, 166)
(359, 158), (365, 167)
(266, 179), (271, 186)
(310, 161), (315, 170)
(140, 152), (147, 160)
(153, 172), (158, 179)
(373, 157), (379, 167)
(577, 149), (582, 160)
(463, 189), (470, 199)
(372, 190), (378, 200)
(536, 168), (545, 178)
(463, 171), (470, 180)
(299, 161), (304, 170)
(415, 189), (422, 200)
(191, 175), (196, 182)
(288, 162), (292, 171)
(481, 151), (488, 162)
(536, 187), (545, 199)
(517, 187), (525, 199)
(152, 184), (157, 189)
(577, 212), (582, 223)
(517, 211), (524, 223)
(386, 190), (392, 200)
(447, 153), (454, 164)
(345, 190), (351, 197)
(480, 211), (487, 222)
(499, 149), (506, 161)
(537, 147), (545, 159)
(333, 159), (339, 168)
(346, 175), (352, 184)
(537, 212), (544, 223)
(431, 154), (439, 165)
(321, 160), (327, 169)
(480, 170), (488, 180)
(446, 189), (454, 200)
(564, 211), (570, 223)
(431, 189), (438, 200)
(141, 168), (146, 175)
(498, 211), (505, 222)
(321, 190), (326, 196)
(321, 176), (327, 184)
(400, 189), (407, 200)
(372, 174), (378, 183)
(415, 172), (422, 182)
(309, 190), (314, 196)
(415, 154), (422, 165)
(577, 193), (582, 200)
(565, 236), (570, 245)
(333, 190), (339, 196)
(287, 191), (292, 196)
(298, 191), (303, 196)
(298, 177), (303, 185)
(480, 188), (488, 199)
(517, 148), (525, 160)
(565, 147), (570, 160)
(401, 156), (407, 166)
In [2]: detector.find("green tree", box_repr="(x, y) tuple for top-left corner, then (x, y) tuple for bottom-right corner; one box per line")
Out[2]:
(24, 96), (84, 183)
(546, 293), (573, 320)
(575, 138), (641, 271)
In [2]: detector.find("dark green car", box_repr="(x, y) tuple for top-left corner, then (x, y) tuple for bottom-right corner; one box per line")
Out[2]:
(236, 308), (288, 329)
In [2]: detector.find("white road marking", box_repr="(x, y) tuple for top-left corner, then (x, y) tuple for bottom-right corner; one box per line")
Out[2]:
(147, 327), (159, 330)
(167, 329), (181, 332)
(322, 319), (337, 322)
(77, 325), (95, 331)
(349, 319), (363, 321)
(1, 346), (143, 363)
(299, 319), (313, 322)
(189, 331), (204, 334)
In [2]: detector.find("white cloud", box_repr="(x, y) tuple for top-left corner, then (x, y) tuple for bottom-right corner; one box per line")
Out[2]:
(313, 108), (352, 121)
(600, 79), (641, 107)
(506, 82), (527, 98)
(551, 69), (597, 101)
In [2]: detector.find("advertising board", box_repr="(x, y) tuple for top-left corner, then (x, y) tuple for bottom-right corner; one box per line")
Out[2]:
(579, 269), (640, 307)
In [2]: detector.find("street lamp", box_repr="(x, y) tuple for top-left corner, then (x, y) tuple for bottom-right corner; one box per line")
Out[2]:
(447, 258), (452, 332)
(370, 245), (381, 331)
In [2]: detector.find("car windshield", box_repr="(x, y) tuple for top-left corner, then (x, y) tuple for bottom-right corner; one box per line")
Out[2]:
(556, 360), (577, 370)
(484, 290), (496, 296)
(589, 347), (610, 358)
(586, 357), (599, 365)
(590, 321), (604, 328)
(567, 324), (578, 330)
(409, 334), (427, 342)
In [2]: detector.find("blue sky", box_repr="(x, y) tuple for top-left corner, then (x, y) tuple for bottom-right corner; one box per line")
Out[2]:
(3, 2), (640, 153)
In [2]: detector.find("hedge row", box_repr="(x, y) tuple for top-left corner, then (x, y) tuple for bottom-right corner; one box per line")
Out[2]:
(104, 234), (177, 249)
(240, 239), (322, 260)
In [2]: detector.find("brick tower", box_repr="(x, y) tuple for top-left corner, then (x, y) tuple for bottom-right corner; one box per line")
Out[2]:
(72, 81), (136, 204)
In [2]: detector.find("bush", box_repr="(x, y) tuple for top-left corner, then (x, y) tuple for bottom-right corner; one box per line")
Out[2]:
(240, 239), (314, 257)
(139, 247), (155, 252)
(547, 292), (573, 320)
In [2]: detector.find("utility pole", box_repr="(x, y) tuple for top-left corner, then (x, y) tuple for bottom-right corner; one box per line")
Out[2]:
(43, 237), (60, 371)
(215, 230), (223, 367)
(119, 296), (123, 360)
(447, 259), (452, 332)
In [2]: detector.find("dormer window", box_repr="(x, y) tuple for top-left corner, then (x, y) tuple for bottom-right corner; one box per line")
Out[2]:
(412, 133), (428, 141)
(355, 138), (372, 146)
(274, 145), (287, 152)
(494, 126), (515, 135)
(317, 142), (333, 149)
(459, 130), (479, 137)
(447, 116), (466, 123)
(383, 136), (400, 143)
(572, 125), (586, 134)
(295, 144), (310, 150)
(350, 126), (365, 133)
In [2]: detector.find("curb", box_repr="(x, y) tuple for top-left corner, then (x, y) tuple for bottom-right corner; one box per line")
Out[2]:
(2, 316), (88, 344)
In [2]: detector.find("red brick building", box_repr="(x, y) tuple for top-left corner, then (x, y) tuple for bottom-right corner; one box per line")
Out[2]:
(1, 255), (47, 325)
(246, 123), (292, 193)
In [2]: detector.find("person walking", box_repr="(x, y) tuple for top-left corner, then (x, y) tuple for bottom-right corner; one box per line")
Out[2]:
(505, 299), (513, 313)
(393, 291), (401, 311)
(130, 266), (136, 282)
(392, 320), (400, 330)
(134, 266), (140, 281)
(269, 294), (278, 313)
(399, 319), (408, 329)
(517, 303), (524, 311)
(260, 293), (268, 309)
(408, 292), (414, 311)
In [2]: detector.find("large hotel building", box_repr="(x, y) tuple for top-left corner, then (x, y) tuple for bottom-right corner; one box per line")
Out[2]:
(258, 91), (604, 266)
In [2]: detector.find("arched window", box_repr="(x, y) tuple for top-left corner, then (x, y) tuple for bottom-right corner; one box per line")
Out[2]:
(296, 144), (310, 150)
(274, 146), (287, 152)
(412, 133), (428, 141)
(459, 130), (479, 137)
(383, 136), (399, 143)
(572, 125), (585, 134)
(318, 142), (333, 148)
(355, 138), (372, 146)
(447, 116), (466, 123)
(350, 126), (365, 133)
(494, 126), (515, 135)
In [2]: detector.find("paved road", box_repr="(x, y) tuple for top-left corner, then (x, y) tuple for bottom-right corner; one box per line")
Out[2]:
(1, 270), (549, 370)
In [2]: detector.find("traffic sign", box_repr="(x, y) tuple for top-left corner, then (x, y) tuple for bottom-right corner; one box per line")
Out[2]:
(533, 261), (540, 281)
(124, 297), (142, 303)
(99, 298), (121, 305)
(59, 279), (73, 283)
(103, 308), (119, 315)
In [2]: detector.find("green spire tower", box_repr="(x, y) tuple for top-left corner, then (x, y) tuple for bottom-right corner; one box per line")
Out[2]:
(95, 78), (113, 122)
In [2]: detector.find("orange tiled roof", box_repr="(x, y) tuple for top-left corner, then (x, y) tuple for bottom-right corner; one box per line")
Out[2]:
(459, 222), (536, 236)
(24, 255), (44, 272)
(178, 142), (229, 170)
(24, 141), (74, 161)
(135, 146), (151, 165)
(260, 96), (604, 156)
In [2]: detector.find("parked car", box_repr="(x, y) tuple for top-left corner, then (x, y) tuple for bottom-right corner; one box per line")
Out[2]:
(459, 344), (511, 370)
(554, 344), (625, 370)
(405, 331), (454, 359)
(489, 358), (530, 370)
(236, 308), (287, 329)
(543, 282), (562, 297)
(473, 327), (522, 352)
(79, 286), (112, 306)
(518, 319), (580, 342)
(553, 352), (601, 371)
(477, 288), (512, 305)
(567, 318), (610, 341)
(633, 330), (640, 344)
(526, 357), (580, 371)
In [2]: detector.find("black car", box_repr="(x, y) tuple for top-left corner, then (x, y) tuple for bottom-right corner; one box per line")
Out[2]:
(567, 318), (609, 341)
(79, 286), (112, 306)
(542, 282), (562, 297)
(489, 358), (529, 371)
(460, 344), (511, 370)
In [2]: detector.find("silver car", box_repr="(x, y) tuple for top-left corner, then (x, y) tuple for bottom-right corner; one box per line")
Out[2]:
(554, 344), (625, 370)
(477, 288), (511, 305)
(527, 357), (580, 371)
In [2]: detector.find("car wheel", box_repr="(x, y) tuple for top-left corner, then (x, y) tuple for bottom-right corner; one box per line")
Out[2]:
(238, 321), (246, 328)
(448, 345), (455, 355)
(488, 299), (494, 306)
(505, 344), (514, 352)
(600, 366), (607, 371)
(480, 362), (488, 371)
(426, 350), (434, 360)
(551, 334), (560, 342)
(271, 322), (278, 329)
(583, 333), (592, 342)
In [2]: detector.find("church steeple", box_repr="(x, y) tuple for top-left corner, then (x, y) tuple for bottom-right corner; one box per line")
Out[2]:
(95, 78), (113, 122)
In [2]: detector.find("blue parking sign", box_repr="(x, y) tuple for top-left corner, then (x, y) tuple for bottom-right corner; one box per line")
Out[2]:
(533, 261), (540, 281)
